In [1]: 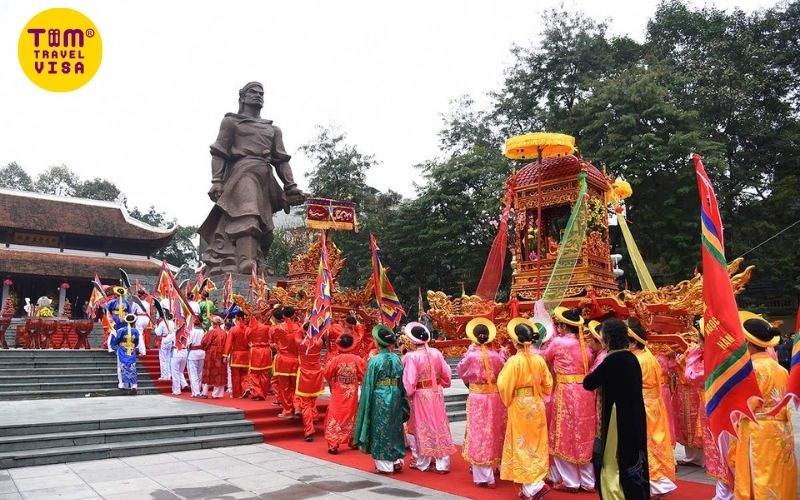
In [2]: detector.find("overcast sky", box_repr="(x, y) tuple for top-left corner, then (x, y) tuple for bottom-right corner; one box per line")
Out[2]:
(0, 0), (774, 227)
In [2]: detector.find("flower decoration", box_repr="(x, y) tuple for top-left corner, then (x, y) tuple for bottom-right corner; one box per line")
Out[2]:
(612, 179), (633, 200)
(2, 279), (11, 286)
(36, 306), (54, 318)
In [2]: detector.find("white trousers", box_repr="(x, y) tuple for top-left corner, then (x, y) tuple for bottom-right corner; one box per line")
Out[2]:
(520, 481), (545, 497)
(415, 455), (450, 472)
(651, 477), (678, 495)
(227, 365), (232, 392)
(187, 358), (205, 396)
(158, 346), (171, 379)
(683, 445), (705, 466)
(472, 464), (495, 484)
(549, 457), (594, 489)
(715, 480), (733, 500)
(170, 355), (188, 395)
(406, 433), (418, 460)
(374, 459), (404, 472)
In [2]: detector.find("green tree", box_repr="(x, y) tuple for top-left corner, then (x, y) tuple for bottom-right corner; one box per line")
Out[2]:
(0, 162), (33, 191)
(265, 227), (315, 277)
(75, 178), (121, 201)
(300, 125), (376, 206)
(574, 65), (725, 283)
(33, 164), (79, 196)
(155, 225), (199, 268)
(129, 205), (198, 268)
(491, 8), (641, 138)
(645, 0), (800, 302)
(300, 125), (400, 288)
(384, 145), (510, 297)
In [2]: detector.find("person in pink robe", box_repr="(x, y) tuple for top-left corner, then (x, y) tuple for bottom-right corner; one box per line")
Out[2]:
(684, 336), (734, 500)
(457, 318), (507, 488)
(655, 352), (677, 448)
(542, 307), (595, 492)
(402, 322), (455, 473)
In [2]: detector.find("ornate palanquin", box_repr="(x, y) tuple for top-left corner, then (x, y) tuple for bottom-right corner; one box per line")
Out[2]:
(423, 134), (757, 357)
(426, 258), (755, 357)
(240, 237), (380, 327)
(511, 154), (617, 300)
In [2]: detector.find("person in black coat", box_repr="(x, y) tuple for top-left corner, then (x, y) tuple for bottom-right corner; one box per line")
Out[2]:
(583, 318), (650, 499)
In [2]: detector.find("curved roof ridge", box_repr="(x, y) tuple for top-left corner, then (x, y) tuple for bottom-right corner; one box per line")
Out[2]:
(0, 187), (176, 236)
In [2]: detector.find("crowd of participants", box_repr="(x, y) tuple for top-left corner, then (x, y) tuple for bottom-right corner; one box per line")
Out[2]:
(103, 291), (796, 500)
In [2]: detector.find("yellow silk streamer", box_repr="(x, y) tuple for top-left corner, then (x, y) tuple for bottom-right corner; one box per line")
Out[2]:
(481, 345), (494, 383)
(617, 211), (657, 291)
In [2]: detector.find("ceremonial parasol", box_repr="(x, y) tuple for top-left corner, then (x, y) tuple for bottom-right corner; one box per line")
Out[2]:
(504, 132), (576, 160)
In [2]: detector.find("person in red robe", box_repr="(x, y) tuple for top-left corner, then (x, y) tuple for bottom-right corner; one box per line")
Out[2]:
(223, 309), (250, 398)
(200, 316), (227, 398)
(273, 307), (301, 418)
(269, 308), (283, 399)
(297, 324), (325, 441)
(247, 316), (273, 400)
(324, 331), (366, 454)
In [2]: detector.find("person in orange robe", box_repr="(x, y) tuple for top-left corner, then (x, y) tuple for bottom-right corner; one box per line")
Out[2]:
(732, 312), (797, 499)
(273, 307), (301, 418)
(247, 316), (273, 400)
(200, 316), (227, 398)
(323, 331), (366, 454)
(628, 318), (677, 498)
(296, 326), (325, 441)
(223, 308), (250, 398)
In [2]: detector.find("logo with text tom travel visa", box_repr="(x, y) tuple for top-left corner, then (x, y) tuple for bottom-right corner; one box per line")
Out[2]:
(18, 8), (102, 92)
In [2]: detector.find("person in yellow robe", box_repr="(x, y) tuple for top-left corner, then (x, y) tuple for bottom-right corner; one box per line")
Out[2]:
(733, 311), (797, 499)
(628, 318), (677, 498)
(497, 317), (553, 500)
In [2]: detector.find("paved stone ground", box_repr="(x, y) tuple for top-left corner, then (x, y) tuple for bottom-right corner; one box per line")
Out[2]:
(1, 396), (239, 426)
(0, 444), (462, 500)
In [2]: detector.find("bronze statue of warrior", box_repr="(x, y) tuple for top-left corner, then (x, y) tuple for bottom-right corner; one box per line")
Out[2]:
(199, 82), (306, 275)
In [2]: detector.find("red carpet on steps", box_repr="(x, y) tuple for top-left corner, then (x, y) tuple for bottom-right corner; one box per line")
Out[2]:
(140, 356), (715, 499)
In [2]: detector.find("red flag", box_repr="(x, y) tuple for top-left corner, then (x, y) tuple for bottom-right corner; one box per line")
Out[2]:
(249, 262), (258, 301)
(153, 261), (172, 300)
(222, 273), (233, 310)
(370, 233), (405, 327)
(693, 153), (761, 441)
(475, 174), (515, 301)
(307, 231), (333, 338)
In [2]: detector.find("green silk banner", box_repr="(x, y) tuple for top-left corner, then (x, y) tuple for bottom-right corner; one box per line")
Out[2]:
(543, 172), (588, 311)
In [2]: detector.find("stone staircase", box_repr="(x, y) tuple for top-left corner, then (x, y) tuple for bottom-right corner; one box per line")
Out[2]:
(0, 405), (263, 469)
(0, 349), (159, 400)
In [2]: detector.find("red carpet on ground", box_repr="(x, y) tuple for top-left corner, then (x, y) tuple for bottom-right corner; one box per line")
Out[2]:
(141, 357), (714, 499)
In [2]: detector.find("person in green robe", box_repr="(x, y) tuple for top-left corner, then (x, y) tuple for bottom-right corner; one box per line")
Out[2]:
(353, 324), (409, 474)
(198, 291), (216, 331)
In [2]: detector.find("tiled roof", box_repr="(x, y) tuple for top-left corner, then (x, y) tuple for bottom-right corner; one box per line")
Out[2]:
(515, 155), (607, 188)
(0, 189), (176, 242)
(0, 248), (162, 280)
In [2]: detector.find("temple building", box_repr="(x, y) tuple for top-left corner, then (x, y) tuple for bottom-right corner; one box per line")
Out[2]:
(0, 188), (176, 317)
